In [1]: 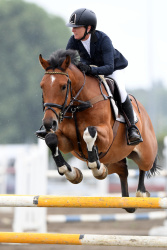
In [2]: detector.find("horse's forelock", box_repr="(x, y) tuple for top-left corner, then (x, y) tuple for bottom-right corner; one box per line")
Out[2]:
(48, 49), (80, 69)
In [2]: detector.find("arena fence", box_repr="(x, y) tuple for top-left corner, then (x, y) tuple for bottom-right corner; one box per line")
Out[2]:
(47, 210), (167, 223)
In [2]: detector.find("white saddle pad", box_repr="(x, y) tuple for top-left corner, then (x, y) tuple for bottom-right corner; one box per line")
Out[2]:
(101, 77), (138, 124)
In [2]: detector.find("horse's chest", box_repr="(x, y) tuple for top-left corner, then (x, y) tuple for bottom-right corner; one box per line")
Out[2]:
(61, 121), (85, 142)
(62, 123), (78, 137)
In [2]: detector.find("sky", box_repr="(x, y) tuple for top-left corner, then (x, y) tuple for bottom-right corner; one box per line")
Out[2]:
(24, 0), (167, 90)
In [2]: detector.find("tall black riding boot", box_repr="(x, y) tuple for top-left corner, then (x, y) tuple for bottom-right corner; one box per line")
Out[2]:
(121, 96), (143, 145)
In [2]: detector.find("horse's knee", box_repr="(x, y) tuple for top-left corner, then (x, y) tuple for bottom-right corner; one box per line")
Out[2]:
(45, 133), (58, 153)
(83, 126), (97, 150)
(83, 126), (98, 164)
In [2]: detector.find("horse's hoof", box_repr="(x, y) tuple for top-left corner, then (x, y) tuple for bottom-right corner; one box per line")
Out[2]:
(146, 191), (150, 197)
(93, 164), (108, 180)
(136, 190), (150, 197)
(124, 208), (136, 213)
(67, 167), (83, 184)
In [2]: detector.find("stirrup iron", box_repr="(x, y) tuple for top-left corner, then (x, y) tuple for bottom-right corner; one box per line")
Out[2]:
(35, 125), (48, 140)
(126, 124), (143, 146)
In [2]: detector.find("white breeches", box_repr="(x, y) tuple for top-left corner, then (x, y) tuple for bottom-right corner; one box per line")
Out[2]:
(108, 69), (128, 103)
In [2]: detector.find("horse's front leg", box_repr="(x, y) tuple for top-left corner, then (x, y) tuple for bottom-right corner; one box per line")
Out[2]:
(83, 126), (108, 180)
(45, 133), (83, 184)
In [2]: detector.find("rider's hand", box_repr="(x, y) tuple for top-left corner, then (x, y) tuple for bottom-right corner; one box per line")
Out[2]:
(77, 62), (92, 74)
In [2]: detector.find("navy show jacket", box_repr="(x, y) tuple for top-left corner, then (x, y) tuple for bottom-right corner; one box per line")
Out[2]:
(66, 30), (128, 76)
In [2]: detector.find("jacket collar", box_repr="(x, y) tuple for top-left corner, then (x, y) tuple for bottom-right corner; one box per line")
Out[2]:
(91, 32), (98, 43)
(90, 32), (97, 57)
(76, 32), (98, 59)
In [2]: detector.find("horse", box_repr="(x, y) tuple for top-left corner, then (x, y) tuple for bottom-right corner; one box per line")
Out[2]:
(38, 49), (158, 213)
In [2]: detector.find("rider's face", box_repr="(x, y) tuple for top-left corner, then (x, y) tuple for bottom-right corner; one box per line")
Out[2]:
(72, 26), (91, 41)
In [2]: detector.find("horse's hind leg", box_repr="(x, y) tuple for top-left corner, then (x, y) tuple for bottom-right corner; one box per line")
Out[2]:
(45, 133), (83, 184)
(110, 159), (136, 213)
(136, 170), (150, 197)
(83, 126), (108, 180)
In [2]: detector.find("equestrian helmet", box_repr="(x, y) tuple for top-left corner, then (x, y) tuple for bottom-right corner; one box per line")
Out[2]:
(66, 8), (97, 32)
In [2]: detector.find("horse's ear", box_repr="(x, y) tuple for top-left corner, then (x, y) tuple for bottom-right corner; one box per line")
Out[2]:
(39, 54), (50, 70)
(61, 55), (71, 70)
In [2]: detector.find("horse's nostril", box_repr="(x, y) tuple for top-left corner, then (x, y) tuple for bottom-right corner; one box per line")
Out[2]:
(52, 120), (57, 131)
(43, 119), (52, 131)
(43, 119), (57, 132)
(43, 123), (51, 132)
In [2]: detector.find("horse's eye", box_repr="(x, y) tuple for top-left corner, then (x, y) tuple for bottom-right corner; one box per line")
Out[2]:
(61, 85), (67, 91)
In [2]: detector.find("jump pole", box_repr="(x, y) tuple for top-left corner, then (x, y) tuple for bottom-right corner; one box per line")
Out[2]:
(0, 195), (167, 209)
(0, 232), (167, 247)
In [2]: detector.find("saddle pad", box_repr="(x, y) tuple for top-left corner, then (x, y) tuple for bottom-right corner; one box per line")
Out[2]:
(99, 75), (138, 124)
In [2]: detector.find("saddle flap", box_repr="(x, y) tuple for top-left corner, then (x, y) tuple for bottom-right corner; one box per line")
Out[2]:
(99, 76), (138, 124)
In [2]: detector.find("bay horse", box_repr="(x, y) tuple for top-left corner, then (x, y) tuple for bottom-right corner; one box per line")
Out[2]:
(38, 49), (158, 213)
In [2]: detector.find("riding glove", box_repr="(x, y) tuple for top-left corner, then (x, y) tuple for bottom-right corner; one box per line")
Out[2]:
(77, 62), (92, 74)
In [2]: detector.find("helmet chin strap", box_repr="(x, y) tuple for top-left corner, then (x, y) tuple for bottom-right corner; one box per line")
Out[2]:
(79, 26), (90, 41)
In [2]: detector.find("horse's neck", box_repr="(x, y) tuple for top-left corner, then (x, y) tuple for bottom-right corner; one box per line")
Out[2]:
(70, 68), (100, 100)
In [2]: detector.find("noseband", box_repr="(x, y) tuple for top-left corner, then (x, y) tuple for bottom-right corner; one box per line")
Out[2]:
(43, 71), (89, 122)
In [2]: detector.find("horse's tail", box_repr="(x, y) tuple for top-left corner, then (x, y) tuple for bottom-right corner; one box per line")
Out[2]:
(146, 155), (162, 178)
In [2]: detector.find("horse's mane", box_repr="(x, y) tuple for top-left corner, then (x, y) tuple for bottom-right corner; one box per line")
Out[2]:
(48, 49), (80, 69)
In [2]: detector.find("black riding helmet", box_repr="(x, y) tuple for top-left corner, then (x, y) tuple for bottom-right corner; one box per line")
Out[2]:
(66, 8), (97, 33)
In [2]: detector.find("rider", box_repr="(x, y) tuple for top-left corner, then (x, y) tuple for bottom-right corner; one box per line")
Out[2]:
(66, 8), (143, 145)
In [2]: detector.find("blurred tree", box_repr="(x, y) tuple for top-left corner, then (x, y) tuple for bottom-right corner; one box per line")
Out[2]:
(0, 0), (71, 143)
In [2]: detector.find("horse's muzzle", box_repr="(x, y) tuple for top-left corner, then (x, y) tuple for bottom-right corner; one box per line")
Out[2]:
(43, 118), (58, 132)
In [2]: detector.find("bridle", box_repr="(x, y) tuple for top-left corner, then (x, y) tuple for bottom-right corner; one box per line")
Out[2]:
(43, 71), (91, 123)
